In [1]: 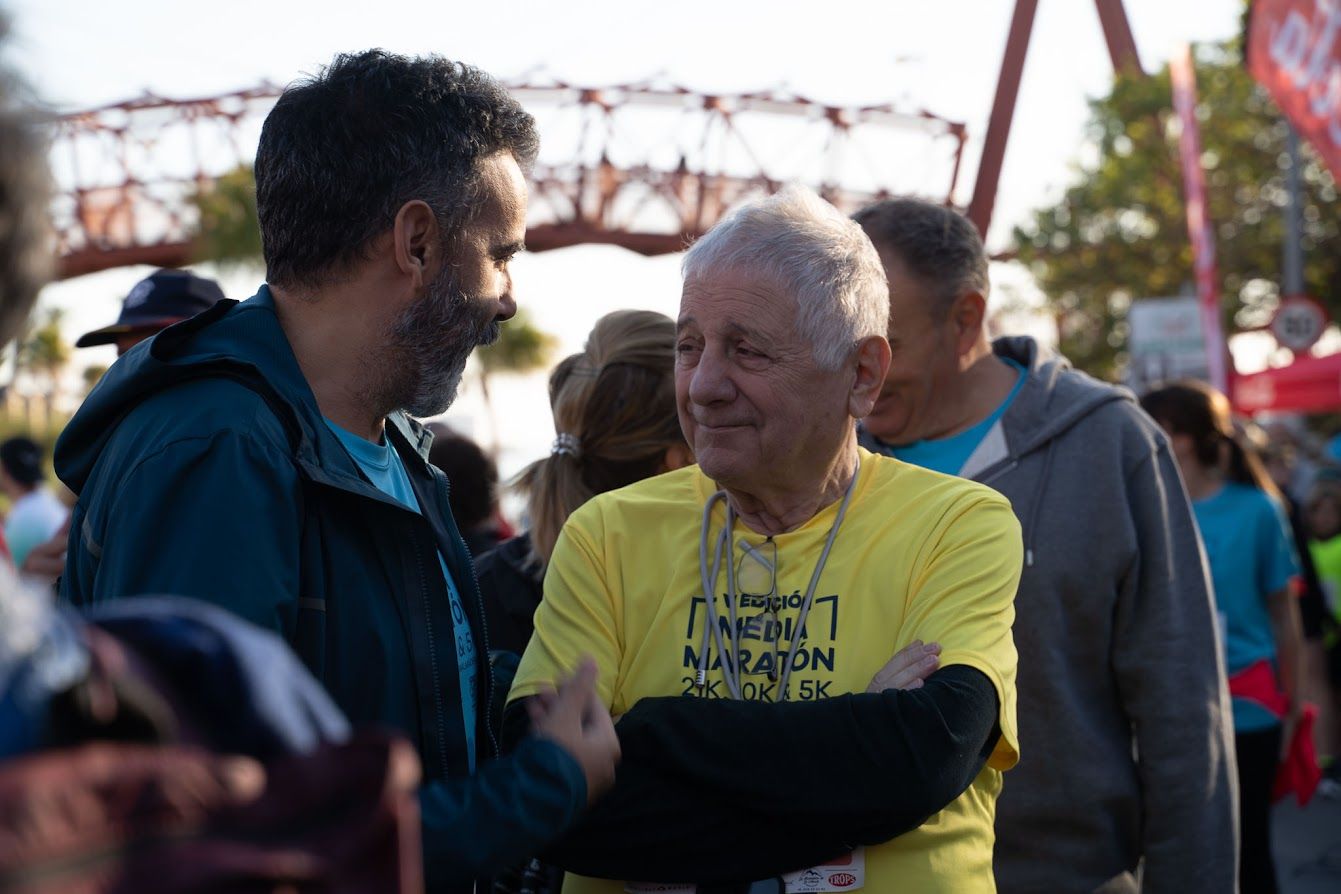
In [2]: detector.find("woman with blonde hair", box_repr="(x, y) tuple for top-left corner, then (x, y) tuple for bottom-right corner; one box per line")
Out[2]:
(475, 309), (691, 656)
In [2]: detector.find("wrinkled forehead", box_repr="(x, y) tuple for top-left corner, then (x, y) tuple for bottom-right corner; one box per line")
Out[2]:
(678, 268), (798, 339)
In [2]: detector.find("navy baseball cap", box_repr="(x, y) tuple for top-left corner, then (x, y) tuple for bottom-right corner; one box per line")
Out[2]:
(76, 268), (226, 348)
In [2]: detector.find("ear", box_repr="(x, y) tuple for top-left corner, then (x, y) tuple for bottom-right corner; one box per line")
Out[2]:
(848, 335), (892, 420)
(660, 441), (695, 473)
(950, 291), (988, 358)
(392, 200), (441, 289)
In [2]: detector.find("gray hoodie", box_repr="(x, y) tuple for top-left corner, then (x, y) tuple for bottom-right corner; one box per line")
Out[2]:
(863, 335), (1237, 894)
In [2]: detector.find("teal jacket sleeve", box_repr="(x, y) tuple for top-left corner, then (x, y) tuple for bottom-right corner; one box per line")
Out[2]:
(64, 430), (303, 631)
(419, 735), (587, 889)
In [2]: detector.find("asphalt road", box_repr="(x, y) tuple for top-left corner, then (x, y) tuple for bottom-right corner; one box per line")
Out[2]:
(1275, 787), (1341, 893)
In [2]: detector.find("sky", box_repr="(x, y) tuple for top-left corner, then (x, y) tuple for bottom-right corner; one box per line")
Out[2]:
(3, 0), (1248, 477)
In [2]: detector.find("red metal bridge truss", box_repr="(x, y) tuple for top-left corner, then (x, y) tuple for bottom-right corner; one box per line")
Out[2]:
(49, 1), (1147, 281)
(49, 77), (968, 280)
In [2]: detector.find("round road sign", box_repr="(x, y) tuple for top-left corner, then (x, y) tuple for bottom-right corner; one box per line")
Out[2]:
(1271, 295), (1328, 353)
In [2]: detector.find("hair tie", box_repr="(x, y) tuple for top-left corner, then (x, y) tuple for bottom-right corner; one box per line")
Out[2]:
(552, 433), (582, 459)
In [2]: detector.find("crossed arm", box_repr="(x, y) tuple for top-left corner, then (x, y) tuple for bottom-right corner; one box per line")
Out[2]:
(504, 651), (1000, 884)
(507, 492), (1021, 883)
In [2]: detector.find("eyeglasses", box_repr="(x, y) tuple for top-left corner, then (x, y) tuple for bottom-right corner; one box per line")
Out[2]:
(735, 538), (780, 681)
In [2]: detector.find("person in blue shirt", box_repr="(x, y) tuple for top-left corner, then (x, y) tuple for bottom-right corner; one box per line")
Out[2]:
(1143, 380), (1305, 894)
(55, 50), (618, 893)
(854, 198), (1235, 894)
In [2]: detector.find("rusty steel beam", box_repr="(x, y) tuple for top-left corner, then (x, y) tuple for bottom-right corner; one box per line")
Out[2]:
(525, 224), (687, 256)
(51, 79), (969, 279)
(967, 0), (1039, 237)
(967, 0), (1143, 237)
(57, 242), (195, 280)
(1094, 0), (1144, 76)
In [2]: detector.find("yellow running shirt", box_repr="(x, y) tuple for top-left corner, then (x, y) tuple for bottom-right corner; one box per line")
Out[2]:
(511, 447), (1021, 893)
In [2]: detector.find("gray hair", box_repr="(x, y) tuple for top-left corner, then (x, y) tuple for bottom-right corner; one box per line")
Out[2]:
(681, 185), (888, 370)
(852, 197), (989, 321)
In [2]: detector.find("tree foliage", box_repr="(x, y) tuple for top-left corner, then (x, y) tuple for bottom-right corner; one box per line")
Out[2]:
(14, 307), (71, 424)
(82, 363), (108, 394)
(191, 165), (263, 268)
(18, 307), (71, 384)
(1011, 41), (1341, 380)
(473, 307), (557, 453)
(476, 308), (557, 376)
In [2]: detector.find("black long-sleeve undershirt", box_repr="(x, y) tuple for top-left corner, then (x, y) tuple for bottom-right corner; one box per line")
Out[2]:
(504, 664), (1000, 884)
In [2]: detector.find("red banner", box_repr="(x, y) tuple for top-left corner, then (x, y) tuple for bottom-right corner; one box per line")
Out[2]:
(1170, 46), (1230, 394)
(1247, 0), (1341, 181)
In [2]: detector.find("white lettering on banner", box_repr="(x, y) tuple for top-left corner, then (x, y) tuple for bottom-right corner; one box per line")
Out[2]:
(1271, 10), (1311, 82)
(1263, 1), (1341, 151)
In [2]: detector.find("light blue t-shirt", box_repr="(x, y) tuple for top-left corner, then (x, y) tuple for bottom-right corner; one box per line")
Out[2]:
(4, 489), (68, 569)
(326, 419), (478, 770)
(878, 358), (1027, 476)
(1192, 481), (1300, 732)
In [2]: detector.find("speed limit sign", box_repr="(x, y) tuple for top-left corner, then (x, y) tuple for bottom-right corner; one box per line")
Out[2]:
(1270, 295), (1328, 352)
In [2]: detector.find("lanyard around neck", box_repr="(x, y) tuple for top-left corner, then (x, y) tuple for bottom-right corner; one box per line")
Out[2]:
(696, 459), (861, 701)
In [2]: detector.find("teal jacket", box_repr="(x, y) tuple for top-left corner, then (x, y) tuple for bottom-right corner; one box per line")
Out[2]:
(56, 286), (586, 892)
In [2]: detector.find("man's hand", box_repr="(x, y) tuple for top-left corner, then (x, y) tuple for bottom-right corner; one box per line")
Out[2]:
(21, 518), (70, 583)
(866, 640), (941, 693)
(527, 658), (621, 804)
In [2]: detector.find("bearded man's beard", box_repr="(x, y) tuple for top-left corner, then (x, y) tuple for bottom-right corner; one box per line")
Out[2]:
(382, 269), (501, 418)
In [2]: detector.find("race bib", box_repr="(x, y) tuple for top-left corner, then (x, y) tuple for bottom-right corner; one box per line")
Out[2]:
(781, 849), (865, 892)
(625, 849), (865, 894)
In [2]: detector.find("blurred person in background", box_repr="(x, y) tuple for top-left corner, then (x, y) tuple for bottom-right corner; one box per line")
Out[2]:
(428, 429), (507, 557)
(15, 269), (226, 583)
(76, 268), (226, 357)
(854, 197), (1235, 894)
(1324, 427), (1341, 467)
(0, 20), (48, 349)
(474, 309), (691, 657)
(1143, 381), (1305, 894)
(0, 436), (68, 569)
(0, 14), (47, 572)
(1304, 473), (1341, 789)
(1261, 431), (1329, 640)
(1260, 416), (1322, 503)
(1262, 433), (1338, 777)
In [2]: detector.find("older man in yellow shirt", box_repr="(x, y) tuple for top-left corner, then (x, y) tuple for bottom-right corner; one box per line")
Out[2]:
(510, 186), (1022, 893)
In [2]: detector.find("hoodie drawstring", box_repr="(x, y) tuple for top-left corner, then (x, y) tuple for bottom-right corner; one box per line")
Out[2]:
(1023, 438), (1058, 568)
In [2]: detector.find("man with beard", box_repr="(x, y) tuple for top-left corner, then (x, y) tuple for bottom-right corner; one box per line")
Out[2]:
(55, 51), (619, 894)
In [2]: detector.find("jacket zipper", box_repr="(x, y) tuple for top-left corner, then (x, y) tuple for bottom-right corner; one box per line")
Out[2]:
(435, 470), (500, 760)
(411, 534), (452, 780)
